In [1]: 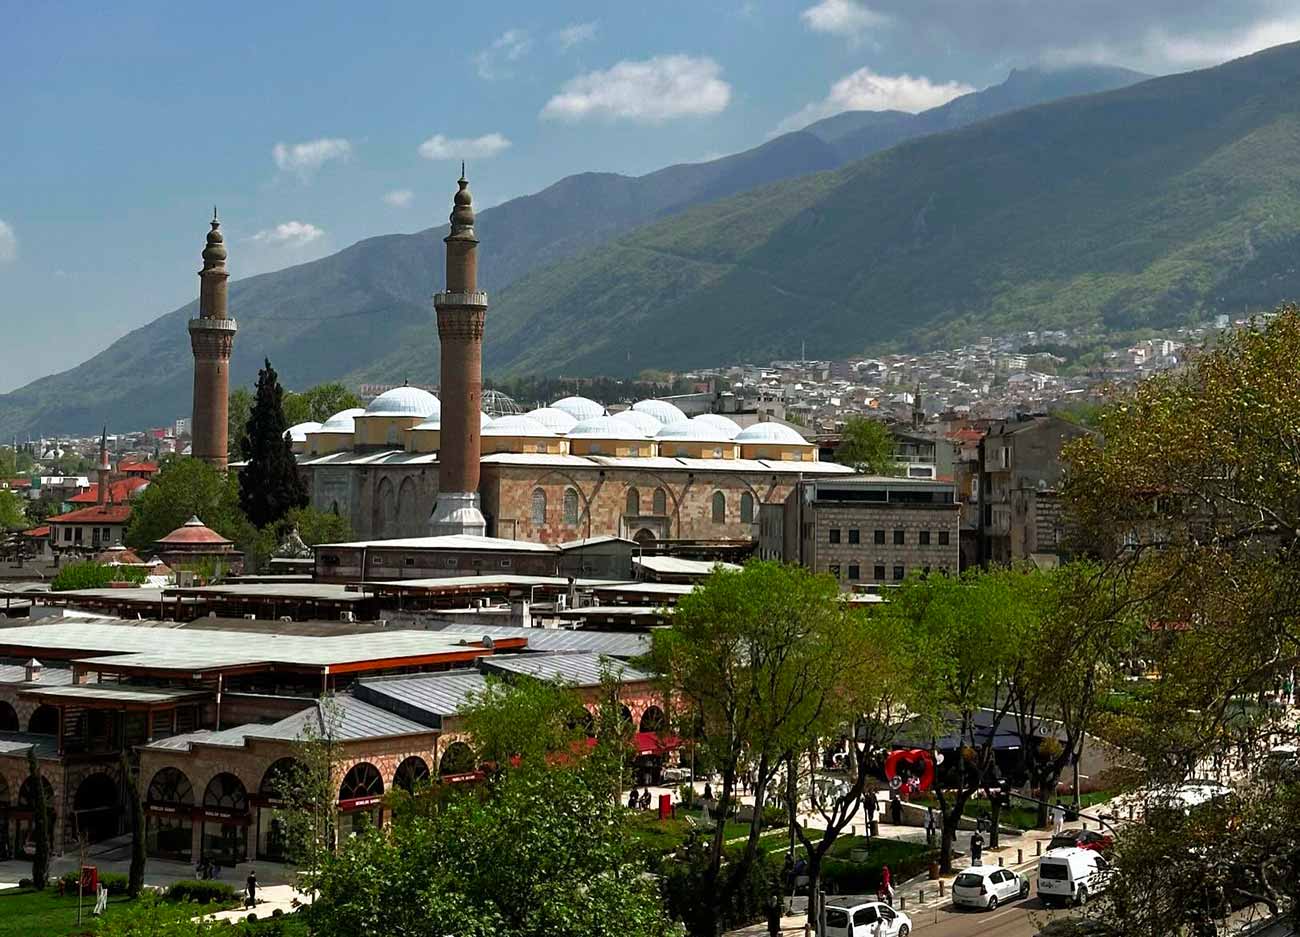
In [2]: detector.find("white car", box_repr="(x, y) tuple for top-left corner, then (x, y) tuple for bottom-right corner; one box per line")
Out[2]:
(1038, 846), (1110, 907)
(951, 865), (1030, 910)
(823, 900), (912, 937)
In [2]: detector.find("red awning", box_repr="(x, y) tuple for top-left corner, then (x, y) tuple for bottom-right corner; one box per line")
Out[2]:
(634, 732), (681, 756)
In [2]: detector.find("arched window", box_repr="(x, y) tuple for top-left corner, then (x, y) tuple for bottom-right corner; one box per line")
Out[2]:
(563, 488), (579, 525)
(375, 478), (396, 535)
(28, 704), (58, 735)
(439, 741), (477, 777)
(640, 706), (667, 733)
(258, 758), (305, 805)
(203, 773), (248, 813)
(0, 701), (17, 731)
(147, 767), (194, 806)
(397, 477), (420, 537)
(74, 772), (122, 843)
(740, 492), (755, 524)
(393, 756), (431, 793)
(711, 491), (726, 524)
(531, 488), (547, 526)
(146, 767), (194, 860)
(626, 487), (640, 516)
(653, 488), (667, 515)
(339, 763), (384, 802)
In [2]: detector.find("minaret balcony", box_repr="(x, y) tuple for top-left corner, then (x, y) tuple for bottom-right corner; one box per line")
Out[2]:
(434, 290), (488, 309)
(188, 316), (238, 332)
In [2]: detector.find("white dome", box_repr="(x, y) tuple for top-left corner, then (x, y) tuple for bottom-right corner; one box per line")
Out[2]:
(735, 422), (809, 445)
(632, 399), (688, 425)
(411, 412), (492, 431)
(692, 414), (742, 439)
(283, 421), (322, 443)
(656, 421), (733, 443)
(569, 415), (650, 440)
(364, 386), (440, 418)
(482, 414), (556, 437)
(611, 410), (663, 436)
(318, 408), (366, 433)
(526, 407), (579, 434)
(551, 396), (606, 421)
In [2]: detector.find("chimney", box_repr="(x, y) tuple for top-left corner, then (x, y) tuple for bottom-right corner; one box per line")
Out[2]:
(25, 658), (41, 682)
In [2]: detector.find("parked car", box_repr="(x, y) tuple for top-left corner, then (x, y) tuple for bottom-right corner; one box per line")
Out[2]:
(1046, 828), (1113, 853)
(952, 864), (1030, 910)
(1038, 847), (1110, 907)
(823, 900), (912, 937)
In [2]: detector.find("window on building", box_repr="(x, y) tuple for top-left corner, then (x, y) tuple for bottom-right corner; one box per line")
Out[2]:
(531, 488), (547, 526)
(829, 528), (841, 544)
(828, 564), (840, 578)
(499, 559), (512, 568)
(938, 530), (950, 546)
(893, 529), (905, 545)
(404, 556), (415, 567)
(873, 564), (886, 581)
(563, 488), (580, 525)
(711, 491), (726, 524)
(628, 446), (640, 457)
(63, 528), (71, 542)
(653, 488), (667, 515)
(919, 530), (931, 545)
(848, 564), (860, 580)
(893, 565), (905, 581)
(626, 487), (640, 516)
(590, 442), (603, 454)
(848, 529), (860, 544)
(740, 492), (754, 524)
(874, 530), (885, 545)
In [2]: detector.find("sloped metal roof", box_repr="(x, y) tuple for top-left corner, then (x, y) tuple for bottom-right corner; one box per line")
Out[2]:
(355, 670), (489, 726)
(479, 652), (652, 686)
(433, 623), (650, 658)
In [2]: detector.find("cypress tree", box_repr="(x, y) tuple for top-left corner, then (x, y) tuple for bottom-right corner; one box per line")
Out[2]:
(27, 747), (49, 889)
(238, 359), (307, 529)
(122, 754), (146, 897)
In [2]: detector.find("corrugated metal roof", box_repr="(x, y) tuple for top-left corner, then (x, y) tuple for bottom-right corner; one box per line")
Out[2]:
(0, 664), (75, 686)
(480, 652), (653, 686)
(634, 556), (741, 576)
(433, 623), (650, 658)
(20, 684), (209, 704)
(355, 670), (489, 723)
(0, 731), (61, 759)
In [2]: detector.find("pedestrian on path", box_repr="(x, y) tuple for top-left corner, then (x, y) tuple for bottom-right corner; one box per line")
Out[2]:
(969, 831), (984, 866)
(924, 807), (935, 846)
(703, 781), (713, 803)
(766, 894), (782, 937)
(864, 789), (877, 839)
(245, 870), (257, 909)
(1051, 800), (1065, 835)
(890, 790), (902, 826)
(879, 865), (895, 906)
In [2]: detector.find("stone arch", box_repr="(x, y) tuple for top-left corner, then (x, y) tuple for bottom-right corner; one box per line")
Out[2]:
(620, 704), (633, 725)
(258, 758), (304, 804)
(0, 701), (17, 731)
(28, 705), (58, 735)
(148, 766), (194, 806)
(740, 491), (755, 524)
(202, 772), (249, 866)
(639, 705), (667, 733)
(72, 771), (121, 843)
(338, 762), (384, 802)
(393, 756), (431, 793)
(633, 528), (656, 546)
(626, 487), (640, 516)
(531, 488), (547, 527)
(203, 772), (248, 812)
(375, 477), (396, 537)
(397, 476), (420, 537)
(711, 490), (726, 524)
(439, 741), (477, 777)
(0, 775), (9, 806)
(652, 487), (667, 515)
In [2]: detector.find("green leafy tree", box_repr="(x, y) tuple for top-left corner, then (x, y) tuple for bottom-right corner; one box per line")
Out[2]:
(27, 748), (50, 889)
(124, 457), (248, 551)
(283, 382), (362, 425)
(460, 676), (587, 773)
(275, 696), (345, 888)
(238, 359), (307, 529)
(226, 386), (253, 466)
(92, 894), (217, 936)
(834, 417), (900, 475)
(284, 505), (352, 546)
(50, 562), (148, 591)
(0, 489), (26, 530)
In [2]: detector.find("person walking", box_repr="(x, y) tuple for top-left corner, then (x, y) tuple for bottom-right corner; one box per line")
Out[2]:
(864, 789), (877, 839)
(703, 781), (713, 803)
(766, 894), (782, 937)
(969, 830), (985, 866)
(628, 787), (639, 810)
(890, 790), (903, 826)
(924, 807), (935, 846)
(245, 869), (257, 909)
(1051, 799), (1065, 835)
(879, 864), (895, 906)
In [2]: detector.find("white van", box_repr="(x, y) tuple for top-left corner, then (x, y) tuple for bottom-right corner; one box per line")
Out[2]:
(1037, 847), (1109, 906)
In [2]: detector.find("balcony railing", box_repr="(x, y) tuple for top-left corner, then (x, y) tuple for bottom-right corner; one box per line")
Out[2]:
(188, 316), (238, 330)
(434, 290), (488, 308)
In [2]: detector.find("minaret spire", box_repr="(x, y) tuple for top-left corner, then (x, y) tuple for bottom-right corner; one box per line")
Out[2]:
(96, 427), (110, 506)
(189, 210), (239, 471)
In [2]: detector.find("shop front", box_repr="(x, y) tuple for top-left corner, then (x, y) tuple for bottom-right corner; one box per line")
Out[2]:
(145, 767), (195, 861)
(337, 762), (384, 837)
(200, 773), (250, 866)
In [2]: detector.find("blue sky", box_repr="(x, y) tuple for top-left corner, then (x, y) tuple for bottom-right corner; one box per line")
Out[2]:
(2, 0), (1298, 392)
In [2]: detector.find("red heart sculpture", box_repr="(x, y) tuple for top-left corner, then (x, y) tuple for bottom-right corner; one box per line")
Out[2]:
(884, 748), (935, 792)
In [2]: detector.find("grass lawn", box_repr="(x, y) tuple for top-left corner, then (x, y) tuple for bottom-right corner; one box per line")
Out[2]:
(0, 886), (133, 937)
(913, 789), (1120, 831)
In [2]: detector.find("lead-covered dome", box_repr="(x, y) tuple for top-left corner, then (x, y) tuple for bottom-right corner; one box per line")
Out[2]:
(656, 420), (734, 443)
(632, 399), (688, 425)
(611, 410), (663, 436)
(734, 422), (809, 444)
(411, 412), (492, 431)
(283, 421), (322, 443)
(525, 407), (579, 434)
(551, 396), (606, 422)
(318, 408), (366, 433)
(691, 414), (742, 438)
(364, 386), (440, 418)
(482, 414), (556, 437)
(569, 415), (650, 440)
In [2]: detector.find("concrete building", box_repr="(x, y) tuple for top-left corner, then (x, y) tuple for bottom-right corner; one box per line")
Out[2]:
(760, 476), (960, 590)
(188, 212), (238, 472)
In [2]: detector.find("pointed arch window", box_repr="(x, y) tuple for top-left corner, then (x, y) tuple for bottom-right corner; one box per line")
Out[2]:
(653, 488), (667, 515)
(563, 488), (580, 525)
(626, 487), (640, 516)
(711, 491), (726, 524)
(531, 488), (547, 526)
(740, 492), (755, 524)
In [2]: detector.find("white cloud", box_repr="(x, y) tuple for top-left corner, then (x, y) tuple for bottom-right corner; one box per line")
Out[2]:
(1047, 16), (1300, 72)
(0, 220), (15, 263)
(250, 221), (324, 247)
(475, 28), (532, 79)
(555, 21), (598, 50)
(383, 189), (414, 207)
(801, 0), (889, 41)
(417, 133), (512, 161)
(775, 67), (974, 133)
(271, 138), (352, 178)
(541, 55), (732, 123)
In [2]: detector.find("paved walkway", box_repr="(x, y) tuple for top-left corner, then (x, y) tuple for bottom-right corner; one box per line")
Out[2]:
(202, 884), (313, 924)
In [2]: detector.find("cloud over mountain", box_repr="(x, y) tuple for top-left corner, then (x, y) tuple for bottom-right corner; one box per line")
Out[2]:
(417, 133), (512, 161)
(541, 54), (731, 123)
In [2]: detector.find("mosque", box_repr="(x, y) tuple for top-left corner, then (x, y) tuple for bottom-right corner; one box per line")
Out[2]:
(190, 172), (852, 548)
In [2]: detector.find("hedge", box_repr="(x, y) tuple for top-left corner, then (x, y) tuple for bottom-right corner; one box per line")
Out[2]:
(60, 870), (130, 895)
(165, 879), (238, 904)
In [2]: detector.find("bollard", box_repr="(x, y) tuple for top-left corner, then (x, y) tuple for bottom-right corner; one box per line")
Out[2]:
(919, 889), (925, 904)
(1082, 820), (1088, 831)
(899, 895), (906, 911)
(1018, 848), (1023, 864)
(1036, 841), (1042, 856)
(998, 856), (1005, 867)
(938, 881), (945, 898)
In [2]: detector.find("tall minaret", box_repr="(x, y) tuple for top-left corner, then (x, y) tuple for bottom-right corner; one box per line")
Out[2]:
(95, 428), (110, 506)
(429, 168), (488, 536)
(188, 210), (238, 472)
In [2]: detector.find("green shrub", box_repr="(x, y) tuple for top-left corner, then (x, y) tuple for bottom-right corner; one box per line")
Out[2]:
(663, 849), (781, 935)
(818, 838), (936, 894)
(165, 878), (238, 904)
(59, 870), (130, 895)
(761, 805), (785, 829)
(50, 561), (148, 591)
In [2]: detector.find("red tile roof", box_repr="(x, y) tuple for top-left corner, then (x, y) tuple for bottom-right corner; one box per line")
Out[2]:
(68, 477), (148, 504)
(118, 461), (159, 475)
(156, 516), (231, 546)
(2, 478), (32, 489)
(48, 504), (133, 524)
(22, 526), (50, 538)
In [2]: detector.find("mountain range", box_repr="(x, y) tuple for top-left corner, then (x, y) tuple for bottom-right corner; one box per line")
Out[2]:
(7, 52), (1298, 437)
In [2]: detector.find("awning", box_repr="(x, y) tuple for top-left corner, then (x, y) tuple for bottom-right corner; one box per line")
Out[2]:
(634, 732), (680, 757)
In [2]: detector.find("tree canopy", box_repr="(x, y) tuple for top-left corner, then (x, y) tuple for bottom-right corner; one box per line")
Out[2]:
(834, 417), (899, 475)
(0, 489), (26, 530)
(282, 382), (362, 425)
(124, 457), (247, 550)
